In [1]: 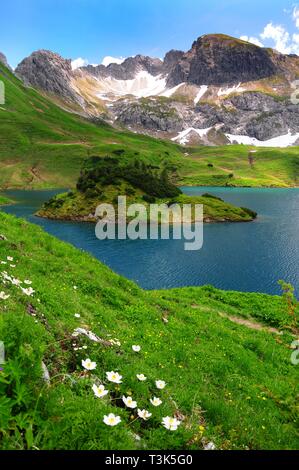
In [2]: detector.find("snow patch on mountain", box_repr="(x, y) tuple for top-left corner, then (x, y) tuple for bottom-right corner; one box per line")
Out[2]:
(226, 131), (299, 147)
(96, 71), (167, 99)
(218, 83), (246, 97)
(194, 85), (208, 104)
(172, 127), (212, 145)
(161, 83), (185, 97)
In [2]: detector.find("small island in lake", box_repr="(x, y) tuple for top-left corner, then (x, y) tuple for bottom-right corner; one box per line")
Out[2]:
(37, 157), (257, 223)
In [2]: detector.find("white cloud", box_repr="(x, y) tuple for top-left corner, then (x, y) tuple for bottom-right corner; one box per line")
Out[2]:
(240, 35), (264, 47)
(260, 23), (291, 54)
(71, 57), (89, 70)
(293, 6), (299, 28)
(101, 56), (126, 67)
(240, 6), (299, 56)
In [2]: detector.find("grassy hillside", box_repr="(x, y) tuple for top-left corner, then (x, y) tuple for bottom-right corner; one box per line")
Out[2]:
(0, 211), (298, 450)
(180, 145), (299, 187)
(0, 62), (299, 189)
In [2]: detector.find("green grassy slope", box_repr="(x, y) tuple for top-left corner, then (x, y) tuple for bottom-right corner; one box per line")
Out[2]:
(1, 62), (299, 189)
(0, 212), (298, 450)
(180, 146), (299, 187)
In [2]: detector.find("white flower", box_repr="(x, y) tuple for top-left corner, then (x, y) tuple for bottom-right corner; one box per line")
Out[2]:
(109, 338), (121, 346)
(204, 442), (216, 451)
(11, 278), (22, 286)
(73, 286), (78, 290)
(132, 345), (141, 352)
(74, 313), (81, 318)
(122, 396), (137, 409)
(21, 287), (35, 296)
(7, 256), (13, 261)
(103, 413), (121, 427)
(106, 371), (122, 384)
(137, 374), (147, 382)
(0, 291), (10, 300)
(92, 384), (108, 398)
(150, 397), (162, 407)
(82, 358), (97, 371)
(82, 345), (88, 350)
(156, 380), (166, 390)
(10, 265), (16, 268)
(138, 409), (152, 421)
(1, 261), (7, 265)
(24, 280), (32, 285)
(162, 416), (181, 431)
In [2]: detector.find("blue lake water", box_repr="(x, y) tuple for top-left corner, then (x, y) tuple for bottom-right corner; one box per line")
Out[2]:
(2, 187), (299, 295)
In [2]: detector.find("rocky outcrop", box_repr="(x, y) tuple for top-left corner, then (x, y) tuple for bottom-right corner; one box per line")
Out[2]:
(0, 52), (10, 69)
(15, 50), (84, 105)
(163, 50), (184, 73)
(114, 99), (183, 132)
(167, 34), (278, 87)
(82, 55), (164, 80)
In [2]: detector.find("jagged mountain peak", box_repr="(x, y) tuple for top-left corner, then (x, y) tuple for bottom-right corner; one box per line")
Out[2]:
(167, 33), (279, 87)
(0, 52), (9, 68)
(15, 49), (84, 105)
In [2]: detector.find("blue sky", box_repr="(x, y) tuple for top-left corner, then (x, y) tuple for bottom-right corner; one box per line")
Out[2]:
(1, 0), (299, 68)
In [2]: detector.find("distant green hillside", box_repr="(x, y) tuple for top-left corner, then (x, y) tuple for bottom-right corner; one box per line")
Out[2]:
(0, 211), (298, 450)
(0, 61), (299, 189)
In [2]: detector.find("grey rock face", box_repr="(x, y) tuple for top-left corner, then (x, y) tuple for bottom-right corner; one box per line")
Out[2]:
(82, 55), (164, 80)
(15, 50), (83, 105)
(163, 50), (184, 73)
(114, 100), (183, 132)
(0, 52), (9, 68)
(167, 34), (278, 87)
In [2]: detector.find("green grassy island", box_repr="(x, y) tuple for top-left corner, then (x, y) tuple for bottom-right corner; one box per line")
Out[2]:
(37, 158), (257, 223)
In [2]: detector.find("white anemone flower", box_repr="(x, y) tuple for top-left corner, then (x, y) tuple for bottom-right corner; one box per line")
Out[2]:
(11, 278), (22, 286)
(138, 409), (152, 421)
(1, 261), (7, 265)
(122, 396), (137, 409)
(82, 358), (97, 370)
(162, 416), (181, 431)
(132, 345), (141, 352)
(74, 313), (81, 318)
(156, 380), (166, 390)
(103, 413), (121, 426)
(0, 291), (10, 300)
(136, 374), (147, 382)
(21, 287), (35, 296)
(106, 371), (122, 384)
(10, 265), (16, 268)
(7, 256), (13, 261)
(204, 442), (216, 450)
(150, 397), (162, 407)
(92, 384), (108, 398)
(24, 280), (32, 285)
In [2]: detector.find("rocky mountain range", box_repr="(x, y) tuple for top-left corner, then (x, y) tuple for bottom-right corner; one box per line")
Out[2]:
(8, 33), (299, 146)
